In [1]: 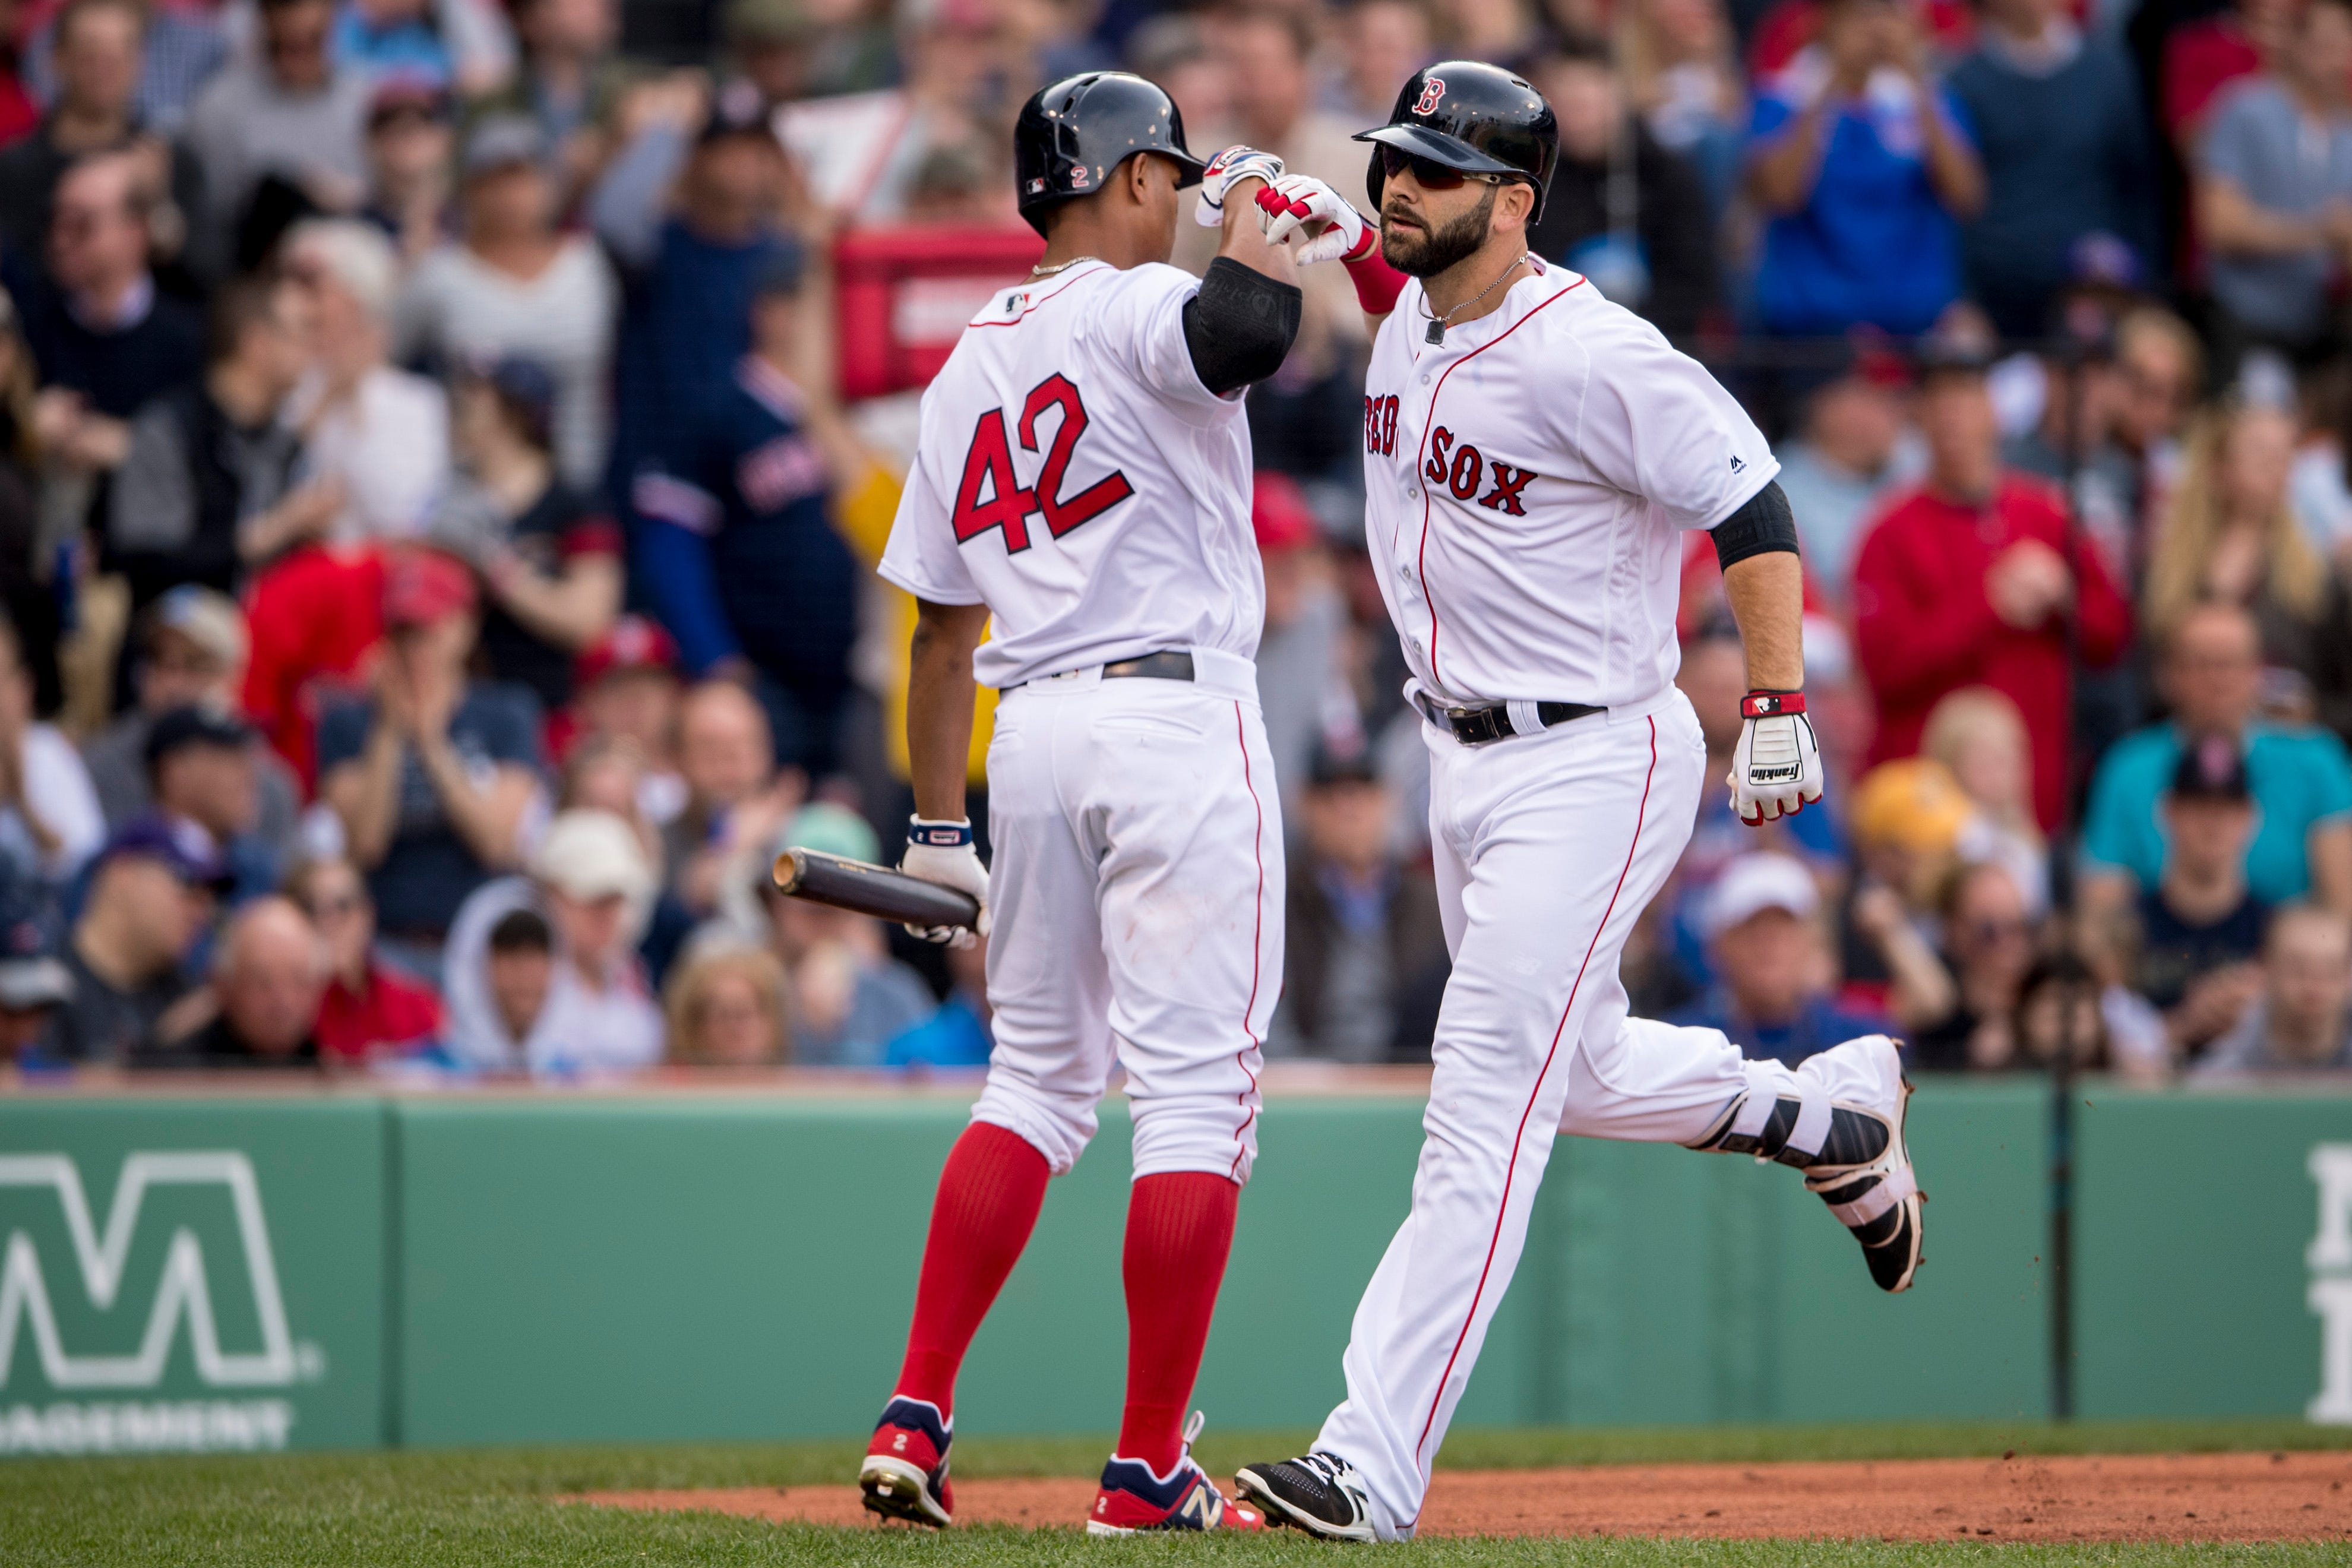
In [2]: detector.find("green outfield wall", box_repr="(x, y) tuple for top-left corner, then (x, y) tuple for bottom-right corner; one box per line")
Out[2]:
(1, 1079), (2347, 1453)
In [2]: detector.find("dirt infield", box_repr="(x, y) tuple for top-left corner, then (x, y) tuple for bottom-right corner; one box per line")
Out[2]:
(577, 1449), (2352, 1542)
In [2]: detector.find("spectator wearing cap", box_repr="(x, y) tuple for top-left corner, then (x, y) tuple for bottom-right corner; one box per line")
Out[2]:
(1267, 747), (1447, 1064)
(359, 80), (456, 265)
(0, 0), (210, 282)
(443, 807), (663, 1074)
(332, 0), (457, 90)
(1666, 851), (1886, 1067)
(1852, 338), (2132, 835)
(23, 150), (202, 464)
(1528, 38), (1720, 347)
(2193, 904), (2352, 1074)
(2111, 735), (2271, 1061)
(42, 814), (225, 1061)
(2195, 0), (2352, 362)
(1942, 0), (2154, 339)
(435, 356), (622, 713)
(2081, 603), (2352, 916)
(593, 75), (799, 488)
(82, 590), (301, 856)
(285, 853), (441, 1060)
(736, 802), (934, 1066)
(1768, 345), (1919, 611)
(0, 865), (71, 1066)
(555, 614), (685, 819)
(1250, 472), (1358, 821)
(0, 612), (103, 885)
(1666, 630), (1846, 988)
(283, 219), (451, 542)
(632, 252), (867, 773)
(184, 0), (371, 260)
(1744, 0), (1984, 337)
(146, 703), (279, 901)
(107, 276), (330, 619)
(318, 548), (544, 972)
(393, 115), (618, 487)
(1839, 757), (1970, 1029)
(138, 896), (328, 1069)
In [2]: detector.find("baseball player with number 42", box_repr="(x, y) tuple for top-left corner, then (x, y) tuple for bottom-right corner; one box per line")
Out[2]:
(858, 71), (1309, 1537)
(1227, 62), (1926, 1542)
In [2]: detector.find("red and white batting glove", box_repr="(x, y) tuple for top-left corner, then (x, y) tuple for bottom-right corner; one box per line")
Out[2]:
(1728, 691), (1825, 825)
(1254, 173), (1374, 263)
(1194, 145), (1284, 228)
(901, 817), (991, 947)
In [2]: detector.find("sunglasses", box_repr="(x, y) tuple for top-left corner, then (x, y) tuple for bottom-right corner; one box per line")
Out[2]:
(1379, 145), (1507, 192)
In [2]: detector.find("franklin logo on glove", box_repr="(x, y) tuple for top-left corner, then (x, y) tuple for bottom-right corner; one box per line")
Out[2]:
(1729, 690), (1824, 824)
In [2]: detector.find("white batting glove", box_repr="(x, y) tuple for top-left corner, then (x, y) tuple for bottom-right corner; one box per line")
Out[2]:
(901, 818), (991, 949)
(1256, 173), (1375, 264)
(1728, 691), (1825, 826)
(1194, 145), (1284, 227)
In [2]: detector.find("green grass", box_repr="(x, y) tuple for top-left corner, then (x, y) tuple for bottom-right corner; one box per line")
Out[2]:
(4, 1421), (2351, 1567)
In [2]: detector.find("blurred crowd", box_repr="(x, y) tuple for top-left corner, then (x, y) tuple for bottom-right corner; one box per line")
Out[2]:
(0, 0), (2347, 1083)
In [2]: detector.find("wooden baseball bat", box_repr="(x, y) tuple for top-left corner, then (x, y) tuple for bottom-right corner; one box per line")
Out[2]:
(771, 847), (982, 931)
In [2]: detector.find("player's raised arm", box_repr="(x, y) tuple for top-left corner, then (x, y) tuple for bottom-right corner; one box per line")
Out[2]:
(1714, 483), (1825, 826)
(1180, 147), (1306, 394)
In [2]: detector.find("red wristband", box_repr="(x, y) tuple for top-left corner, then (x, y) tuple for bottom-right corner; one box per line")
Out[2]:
(1740, 690), (1806, 719)
(1345, 242), (1406, 316)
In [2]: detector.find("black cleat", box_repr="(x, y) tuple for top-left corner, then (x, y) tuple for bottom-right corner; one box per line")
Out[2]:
(1233, 1450), (1377, 1541)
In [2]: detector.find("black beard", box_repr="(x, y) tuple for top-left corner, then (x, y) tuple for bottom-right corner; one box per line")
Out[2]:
(1380, 185), (1497, 279)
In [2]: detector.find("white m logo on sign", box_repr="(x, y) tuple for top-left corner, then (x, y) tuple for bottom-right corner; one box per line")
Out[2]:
(0, 1152), (298, 1390)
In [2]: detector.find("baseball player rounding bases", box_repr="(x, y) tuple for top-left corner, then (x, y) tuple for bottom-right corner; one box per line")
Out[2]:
(1231, 62), (1926, 1542)
(858, 71), (1304, 1535)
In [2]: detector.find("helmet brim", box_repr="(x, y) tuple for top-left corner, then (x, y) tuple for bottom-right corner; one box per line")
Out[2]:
(1353, 122), (1527, 179)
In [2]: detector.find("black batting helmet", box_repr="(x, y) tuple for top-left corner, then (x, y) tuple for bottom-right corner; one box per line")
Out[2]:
(1356, 61), (1558, 222)
(1014, 71), (1206, 236)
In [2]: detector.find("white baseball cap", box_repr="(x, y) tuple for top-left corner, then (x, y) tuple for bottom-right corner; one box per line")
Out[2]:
(1704, 852), (1819, 939)
(529, 810), (654, 904)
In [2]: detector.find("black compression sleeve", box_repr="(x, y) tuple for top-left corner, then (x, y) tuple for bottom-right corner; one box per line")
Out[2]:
(1711, 480), (1800, 570)
(1183, 257), (1303, 396)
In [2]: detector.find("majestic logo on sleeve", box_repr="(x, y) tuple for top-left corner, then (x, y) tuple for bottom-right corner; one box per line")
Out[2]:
(1414, 77), (1447, 115)
(1422, 426), (1537, 514)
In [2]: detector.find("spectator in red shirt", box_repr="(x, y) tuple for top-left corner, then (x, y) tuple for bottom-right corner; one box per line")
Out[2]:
(1852, 336), (2132, 833)
(285, 853), (440, 1061)
(240, 542), (387, 790)
(2161, 0), (2293, 150)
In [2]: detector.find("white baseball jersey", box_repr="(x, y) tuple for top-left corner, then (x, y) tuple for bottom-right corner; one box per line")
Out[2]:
(1360, 259), (1777, 710)
(878, 260), (1264, 689)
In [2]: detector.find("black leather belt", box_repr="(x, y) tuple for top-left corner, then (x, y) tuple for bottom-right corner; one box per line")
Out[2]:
(1101, 650), (1194, 681)
(1418, 694), (1605, 745)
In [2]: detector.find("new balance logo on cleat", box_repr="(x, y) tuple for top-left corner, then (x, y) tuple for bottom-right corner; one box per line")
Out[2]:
(1087, 1412), (1265, 1535)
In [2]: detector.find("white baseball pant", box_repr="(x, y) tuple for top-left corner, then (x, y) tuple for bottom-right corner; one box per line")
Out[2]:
(972, 647), (1282, 1186)
(1314, 688), (1887, 1537)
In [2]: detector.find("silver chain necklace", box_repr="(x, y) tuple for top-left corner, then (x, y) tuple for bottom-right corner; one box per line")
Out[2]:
(1028, 255), (1101, 279)
(1420, 251), (1531, 344)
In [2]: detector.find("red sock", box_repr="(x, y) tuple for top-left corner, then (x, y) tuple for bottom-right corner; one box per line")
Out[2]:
(1116, 1172), (1240, 1475)
(892, 1122), (1051, 1417)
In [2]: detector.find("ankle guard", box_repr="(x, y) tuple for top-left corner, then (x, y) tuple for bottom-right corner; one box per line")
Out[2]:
(1690, 1092), (1890, 1170)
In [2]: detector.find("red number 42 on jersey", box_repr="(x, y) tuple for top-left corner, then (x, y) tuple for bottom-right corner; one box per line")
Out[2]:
(952, 374), (1133, 553)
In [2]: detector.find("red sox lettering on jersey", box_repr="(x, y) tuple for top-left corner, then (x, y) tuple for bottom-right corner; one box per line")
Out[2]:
(1360, 258), (1778, 711)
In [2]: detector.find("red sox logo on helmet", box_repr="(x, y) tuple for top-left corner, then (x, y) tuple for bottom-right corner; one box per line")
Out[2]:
(1414, 76), (1446, 115)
